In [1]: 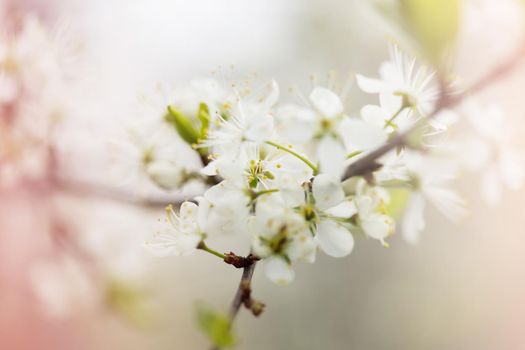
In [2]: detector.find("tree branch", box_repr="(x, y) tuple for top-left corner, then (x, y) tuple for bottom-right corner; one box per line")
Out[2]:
(342, 40), (525, 181)
(228, 261), (260, 319)
(211, 254), (264, 350)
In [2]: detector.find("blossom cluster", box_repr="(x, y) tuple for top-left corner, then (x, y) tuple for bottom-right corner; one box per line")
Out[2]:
(0, 12), (72, 187)
(141, 45), (524, 284)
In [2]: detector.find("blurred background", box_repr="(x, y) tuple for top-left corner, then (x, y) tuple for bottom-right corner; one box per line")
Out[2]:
(1, 0), (525, 349)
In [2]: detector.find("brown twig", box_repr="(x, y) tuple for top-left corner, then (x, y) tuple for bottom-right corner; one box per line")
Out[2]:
(223, 252), (259, 269)
(228, 260), (262, 319)
(210, 253), (264, 350)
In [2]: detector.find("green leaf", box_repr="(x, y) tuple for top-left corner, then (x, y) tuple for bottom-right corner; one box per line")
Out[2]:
(195, 302), (236, 348)
(165, 105), (200, 145)
(400, 0), (460, 63)
(105, 279), (154, 327)
(386, 187), (411, 220)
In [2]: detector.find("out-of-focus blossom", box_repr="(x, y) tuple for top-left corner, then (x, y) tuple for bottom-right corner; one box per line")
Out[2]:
(0, 13), (76, 187)
(458, 100), (525, 205)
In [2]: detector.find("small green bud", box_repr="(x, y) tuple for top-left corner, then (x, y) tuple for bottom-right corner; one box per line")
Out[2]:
(165, 105), (200, 145)
(195, 302), (236, 348)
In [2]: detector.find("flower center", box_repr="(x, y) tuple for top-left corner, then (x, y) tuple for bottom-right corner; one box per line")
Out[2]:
(246, 159), (274, 188)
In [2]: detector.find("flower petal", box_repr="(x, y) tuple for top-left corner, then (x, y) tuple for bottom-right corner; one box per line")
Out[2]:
(317, 136), (347, 179)
(379, 92), (403, 113)
(356, 74), (387, 94)
(401, 193), (425, 245)
(278, 174), (307, 207)
(324, 200), (357, 218)
(360, 104), (387, 127)
(339, 119), (387, 151)
(360, 213), (394, 242)
(146, 162), (182, 190)
(179, 201), (199, 226)
(246, 114), (275, 142)
(309, 87), (343, 117)
(264, 256), (295, 285)
(423, 184), (467, 221)
(316, 220), (354, 258)
(312, 173), (345, 210)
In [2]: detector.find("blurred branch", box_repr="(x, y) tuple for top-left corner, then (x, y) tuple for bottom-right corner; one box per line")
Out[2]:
(467, 41), (525, 96)
(52, 176), (184, 208)
(342, 40), (525, 180)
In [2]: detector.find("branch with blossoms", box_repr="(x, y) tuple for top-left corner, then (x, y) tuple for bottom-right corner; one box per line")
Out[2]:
(136, 40), (525, 348)
(3, 2), (524, 347)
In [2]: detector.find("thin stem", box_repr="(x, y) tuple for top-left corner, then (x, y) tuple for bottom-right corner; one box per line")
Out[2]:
(253, 188), (279, 198)
(384, 105), (406, 129)
(265, 141), (319, 175)
(197, 241), (226, 260)
(346, 150), (363, 160)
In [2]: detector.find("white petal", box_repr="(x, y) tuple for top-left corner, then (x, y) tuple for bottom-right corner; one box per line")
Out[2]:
(428, 109), (458, 132)
(423, 184), (467, 221)
(360, 104), (387, 127)
(312, 173), (345, 210)
(262, 79), (280, 108)
(144, 231), (201, 257)
(360, 213), (394, 242)
(179, 201), (199, 226)
(401, 193), (425, 245)
(215, 157), (244, 183)
(339, 119), (387, 151)
(264, 256), (295, 285)
(146, 162), (182, 190)
(246, 114), (274, 142)
(324, 200), (357, 218)
(205, 181), (247, 208)
(379, 61), (402, 87)
(316, 220), (354, 258)
(379, 92), (403, 113)
(276, 104), (316, 142)
(356, 74), (387, 93)
(317, 136), (347, 179)
(195, 196), (210, 231)
(251, 232), (272, 258)
(278, 174), (307, 207)
(309, 87), (343, 117)
(355, 194), (374, 217)
(200, 161), (219, 176)
(175, 234), (202, 255)
(287, 231), (318, 263)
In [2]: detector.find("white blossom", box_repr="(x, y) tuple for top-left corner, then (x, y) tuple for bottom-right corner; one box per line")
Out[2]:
(459, 100), (524, 205)
(145, 202), (205, 256)
(250, 194), (316, 285)
(135, 45), (524, 286)
(356, 44), (439, 116)
(400, 152), (467, 244)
